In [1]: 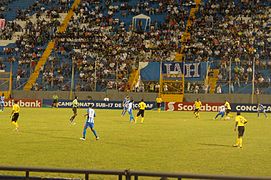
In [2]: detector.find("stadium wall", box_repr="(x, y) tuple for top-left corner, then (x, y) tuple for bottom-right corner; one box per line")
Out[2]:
(12, 91), (269, 104)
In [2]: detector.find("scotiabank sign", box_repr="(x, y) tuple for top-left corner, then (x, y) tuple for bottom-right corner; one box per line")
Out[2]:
(4, 99), (42, 108)
(166, 102), (222, 112)
(166, 102), (271, 112)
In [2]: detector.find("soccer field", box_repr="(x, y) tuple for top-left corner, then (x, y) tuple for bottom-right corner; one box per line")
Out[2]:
(0, 108), (271, 178)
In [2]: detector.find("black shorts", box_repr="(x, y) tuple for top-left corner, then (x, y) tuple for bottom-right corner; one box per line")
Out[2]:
(12, 113), (19, 122)
(157, 103), (161, 108)
(137, 109), (145, 117)
(238, 126), (245, 137)
(53, 99), (58, 103)
(194, 108), (199, 112)
(72, 107), (77, 114)
(226, 109), (231, 114)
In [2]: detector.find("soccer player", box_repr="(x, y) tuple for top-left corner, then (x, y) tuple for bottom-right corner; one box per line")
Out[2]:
(70, 96), (78, 124)
(52, 94), (58, 108)
(233, 112), (248, 148)
(194, 98), (202, 118)
(0, 93), (5, 112)
(156, 96), (162, 112)
(80, 104), (99, 141)
(257, 103), (267, 118)
(135, 99), (146, 123)
(121, 96), (129, 116)
(10, 100), (20, 131)
(214, 105), (225, 120)
(224, 100), (231, 119)
(127, 99), (135, 122)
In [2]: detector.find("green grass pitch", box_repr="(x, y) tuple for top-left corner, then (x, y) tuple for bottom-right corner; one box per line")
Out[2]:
(0, 108), (271, 179)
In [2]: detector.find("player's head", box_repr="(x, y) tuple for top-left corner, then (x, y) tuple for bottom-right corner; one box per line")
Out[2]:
(14, 100), (18, 104)
(126, 96), (129, 99)
(75, 96), (78, 99)
(196, 98), (199, 101)
(1, 93), (4, 96)
(89, 103), (93, 108)
(237, 111), (241, 116)
(141, 99), (144, 102)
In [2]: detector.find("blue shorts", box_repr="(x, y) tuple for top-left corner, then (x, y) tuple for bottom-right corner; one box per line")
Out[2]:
(85, 122), (94, 129)
(218, 111), (225, 117)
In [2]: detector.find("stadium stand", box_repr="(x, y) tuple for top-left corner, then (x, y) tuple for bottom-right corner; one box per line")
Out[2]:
(185, 0), (271, 94)
(0, 0), (270, 94)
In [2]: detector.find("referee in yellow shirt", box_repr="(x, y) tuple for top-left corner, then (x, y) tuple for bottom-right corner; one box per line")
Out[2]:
(194, 98), (202, 118)
(233, 112), (248, 148)
(135, 99), (146, 123)
(156, 96), (162, 112)
(11, 100), (20, 131)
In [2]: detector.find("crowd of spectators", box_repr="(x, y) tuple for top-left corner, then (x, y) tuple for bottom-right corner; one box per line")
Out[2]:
(184, 0), (270, 93)
(51, 0), (195, 91)
(0, 0), (270, 94)
(0, 0), (73, 90)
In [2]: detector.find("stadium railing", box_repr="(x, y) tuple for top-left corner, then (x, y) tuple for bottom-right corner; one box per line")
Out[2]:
(0, 166), (271, 180)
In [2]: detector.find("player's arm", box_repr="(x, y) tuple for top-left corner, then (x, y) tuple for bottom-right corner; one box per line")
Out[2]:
(234, 118), (238, 131)
(10, 109), (15, 118)
(234, 122), (238, 131)
(243, 117), (248, 124)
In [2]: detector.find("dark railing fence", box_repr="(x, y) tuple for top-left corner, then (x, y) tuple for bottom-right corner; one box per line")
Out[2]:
(0, 167), (271, 180)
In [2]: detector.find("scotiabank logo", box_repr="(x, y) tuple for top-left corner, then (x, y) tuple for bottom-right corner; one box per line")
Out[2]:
(166, 102), (222, 112)
(4, 99), (42, 108)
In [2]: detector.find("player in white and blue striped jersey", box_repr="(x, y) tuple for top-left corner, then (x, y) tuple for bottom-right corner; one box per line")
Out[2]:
(0, 93), (5, 112)
(128, 99), (135, 122)
(214, 105), (225, 120)
(121, 96), (129, 116)
(257, 103), (267, 118)
(80, 104), (99, 141)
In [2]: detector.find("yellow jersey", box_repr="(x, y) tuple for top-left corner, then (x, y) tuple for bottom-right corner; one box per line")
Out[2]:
(156, 98), (162, 103)
(12, 104), (20, 113)
(72, 99), (78, 108)
(235, 115), (247, 126)
(194, 101), (202, 109)
(139, 102), (147, 110)
(225, 101), (231, 110)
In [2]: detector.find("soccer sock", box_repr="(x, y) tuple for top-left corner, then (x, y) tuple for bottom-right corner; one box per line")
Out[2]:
(264, 112), (267, 118)
(257, 112), (260, 117)
(135, 117), (138, 123)
(239, 137), (243, 147)
(91, 129), (98, 138)
(12, 121), (18, 128)
(158, 108), (161, 112)
(236, 137), (240, 145)
(130, 114), (134, 122)
(141, 118), (144, 123)
(83, 128), (87, 138)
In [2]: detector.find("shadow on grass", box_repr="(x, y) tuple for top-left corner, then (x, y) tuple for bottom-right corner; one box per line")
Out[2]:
(198, 143), (233, 148)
